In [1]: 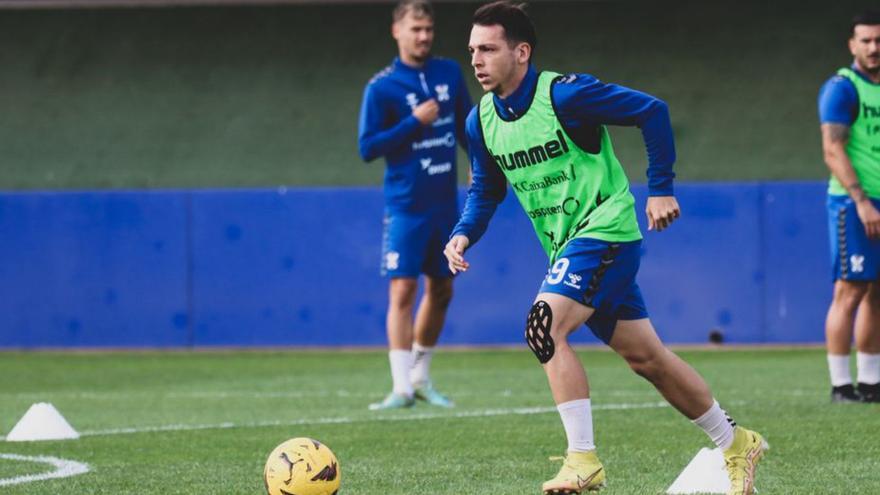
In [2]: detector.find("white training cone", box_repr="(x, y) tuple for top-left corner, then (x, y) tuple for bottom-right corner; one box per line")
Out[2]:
(666, 447), (729, 494)
(5, 403), (79, 442)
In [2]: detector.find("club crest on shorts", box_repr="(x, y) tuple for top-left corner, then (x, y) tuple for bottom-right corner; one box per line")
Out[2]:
(850, 254), (865, 273)
(385, 251), (400, 270)
(564, 273), (583, 289)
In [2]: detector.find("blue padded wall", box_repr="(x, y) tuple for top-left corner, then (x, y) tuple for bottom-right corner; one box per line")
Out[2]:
(760, 182), (830, 343)
(189, 188), (547, 346)
(632, 184), (765, 344)
(0, 183), (835, 347)
(0, 192), (189, 347)
(189, 188), (389, 346)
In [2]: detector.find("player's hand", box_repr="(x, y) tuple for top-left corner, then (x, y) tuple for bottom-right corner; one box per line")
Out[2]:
(856, 199), (880, 239)
(412, 99), (440, 125)
(646, 196), (681, 232)
(444, 235), (470, 274)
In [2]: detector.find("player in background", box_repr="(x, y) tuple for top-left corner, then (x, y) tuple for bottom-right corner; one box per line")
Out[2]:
(819, 10), (880, 404)
(444, 2), (765, 493)
(358, 0), (472, 410)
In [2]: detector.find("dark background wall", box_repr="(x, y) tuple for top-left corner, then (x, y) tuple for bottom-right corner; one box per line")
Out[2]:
(0, 0), (875, 189)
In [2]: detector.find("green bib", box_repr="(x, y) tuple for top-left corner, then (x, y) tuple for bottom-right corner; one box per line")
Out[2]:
(829, 68), (880, 198)
(479, 71), (641, 261)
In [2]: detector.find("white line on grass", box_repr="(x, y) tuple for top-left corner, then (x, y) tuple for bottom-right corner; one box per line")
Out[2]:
(1, 388), (654, 401)
(68, 400), (670, 438)
(0, 453), (90, 487)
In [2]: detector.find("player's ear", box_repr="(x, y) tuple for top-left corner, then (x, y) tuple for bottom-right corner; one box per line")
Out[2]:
(516, 42), (531, 64)
(391, 20), (400, 41)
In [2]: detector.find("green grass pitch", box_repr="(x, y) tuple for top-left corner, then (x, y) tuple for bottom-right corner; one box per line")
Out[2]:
(0, 348), (877, 494)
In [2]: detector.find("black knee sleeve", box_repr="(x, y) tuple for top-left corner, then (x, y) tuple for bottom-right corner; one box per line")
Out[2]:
(525, 300), (555, 363)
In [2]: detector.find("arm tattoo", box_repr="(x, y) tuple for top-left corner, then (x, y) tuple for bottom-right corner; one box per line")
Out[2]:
(827, 123), (850, 143)
(848, 183), (867, 202)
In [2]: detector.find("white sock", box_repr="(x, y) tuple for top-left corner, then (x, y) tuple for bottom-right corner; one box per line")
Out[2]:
(557, 399), (595, 453)
(857, 352), (880, 385)
(410, 343), (434, 387)
(692, 400), (736, 450)
(389, 350), (414, 397)
(827, 354), (853, 387)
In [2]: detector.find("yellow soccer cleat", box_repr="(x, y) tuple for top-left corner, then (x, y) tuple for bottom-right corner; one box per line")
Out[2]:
(723, 427), (768, 495)
(542, 451), (606, 494)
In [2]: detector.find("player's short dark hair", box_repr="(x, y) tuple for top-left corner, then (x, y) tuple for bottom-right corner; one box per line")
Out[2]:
(393, 0), (434, 23)
(851, 9), (880, 36)
(473, 1), (537, 58)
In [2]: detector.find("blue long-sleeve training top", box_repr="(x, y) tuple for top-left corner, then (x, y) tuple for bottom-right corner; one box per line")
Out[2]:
(358, 57), (472, 213)
(453, 65), (677, 245)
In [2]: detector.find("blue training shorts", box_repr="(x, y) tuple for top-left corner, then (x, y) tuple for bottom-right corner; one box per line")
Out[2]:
(828, 194), (880, 282)
(538, 238), (648, 344)
(381, 207), (457, 279)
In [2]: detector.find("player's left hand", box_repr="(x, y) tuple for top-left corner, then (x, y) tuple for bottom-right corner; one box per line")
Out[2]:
(646, 196), (680, 232)
(444, 235), (471, 274)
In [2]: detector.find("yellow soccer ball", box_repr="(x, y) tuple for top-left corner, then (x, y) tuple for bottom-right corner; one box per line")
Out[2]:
(264, 437), (341, 495)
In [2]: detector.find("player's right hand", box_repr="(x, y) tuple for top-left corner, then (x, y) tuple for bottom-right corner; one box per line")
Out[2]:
(856, 199), (880, 239)
(444, 235), (470, 274)
(412, 99), (440, 125)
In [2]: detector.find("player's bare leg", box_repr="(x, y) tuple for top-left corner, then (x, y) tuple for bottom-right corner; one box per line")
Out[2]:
(854, 282), (880, 402)
(410, 276), (455, 407)
(534, 293), (593, 404)
(387, 277), (418, 350)
(413, 276), (452, 348)
(825, 280), (868, 402)
(530, 292), (605, 494)
(609, 318), (766, 495)
(369, 277), (418, 410)
(608, 319), (712, 419)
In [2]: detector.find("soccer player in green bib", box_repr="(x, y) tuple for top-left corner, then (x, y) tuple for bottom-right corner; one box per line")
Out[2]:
(444, 2), (766, 494)
(819, 10), (880, 404)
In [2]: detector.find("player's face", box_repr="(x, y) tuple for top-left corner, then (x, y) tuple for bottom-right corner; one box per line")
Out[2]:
(469, 24), (528, 97)
(392, 11), (434, 64)
(850, 24), (880, 74)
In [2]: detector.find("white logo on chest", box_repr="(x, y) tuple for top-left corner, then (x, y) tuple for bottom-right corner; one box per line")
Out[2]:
(419, 158), (452, 175)
(435, 84), (450, 102)
(405, 93), (418, 109)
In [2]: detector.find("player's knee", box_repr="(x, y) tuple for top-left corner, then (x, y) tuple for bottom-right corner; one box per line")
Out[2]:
(389, 279), (418, 310)
(427, 280), (453, 308)
(865, 284), (880, 308)
(833, 282), (868, 309)
(525, 300), (555, 364)
(622, 347), (666, 381)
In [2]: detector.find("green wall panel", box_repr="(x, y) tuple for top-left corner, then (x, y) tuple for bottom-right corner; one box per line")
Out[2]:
(0, 1), (874, 188)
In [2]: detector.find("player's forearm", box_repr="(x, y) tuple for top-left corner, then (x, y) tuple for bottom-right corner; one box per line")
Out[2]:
(451, 181), (505, 246)
(645, 154), (675, 197)
(452, 196), (498, 245)
(822, 123), (865, 201)
(358, 116), (422, 162)
(641, 101), (676, 196)
(825, 149), (866, 201)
